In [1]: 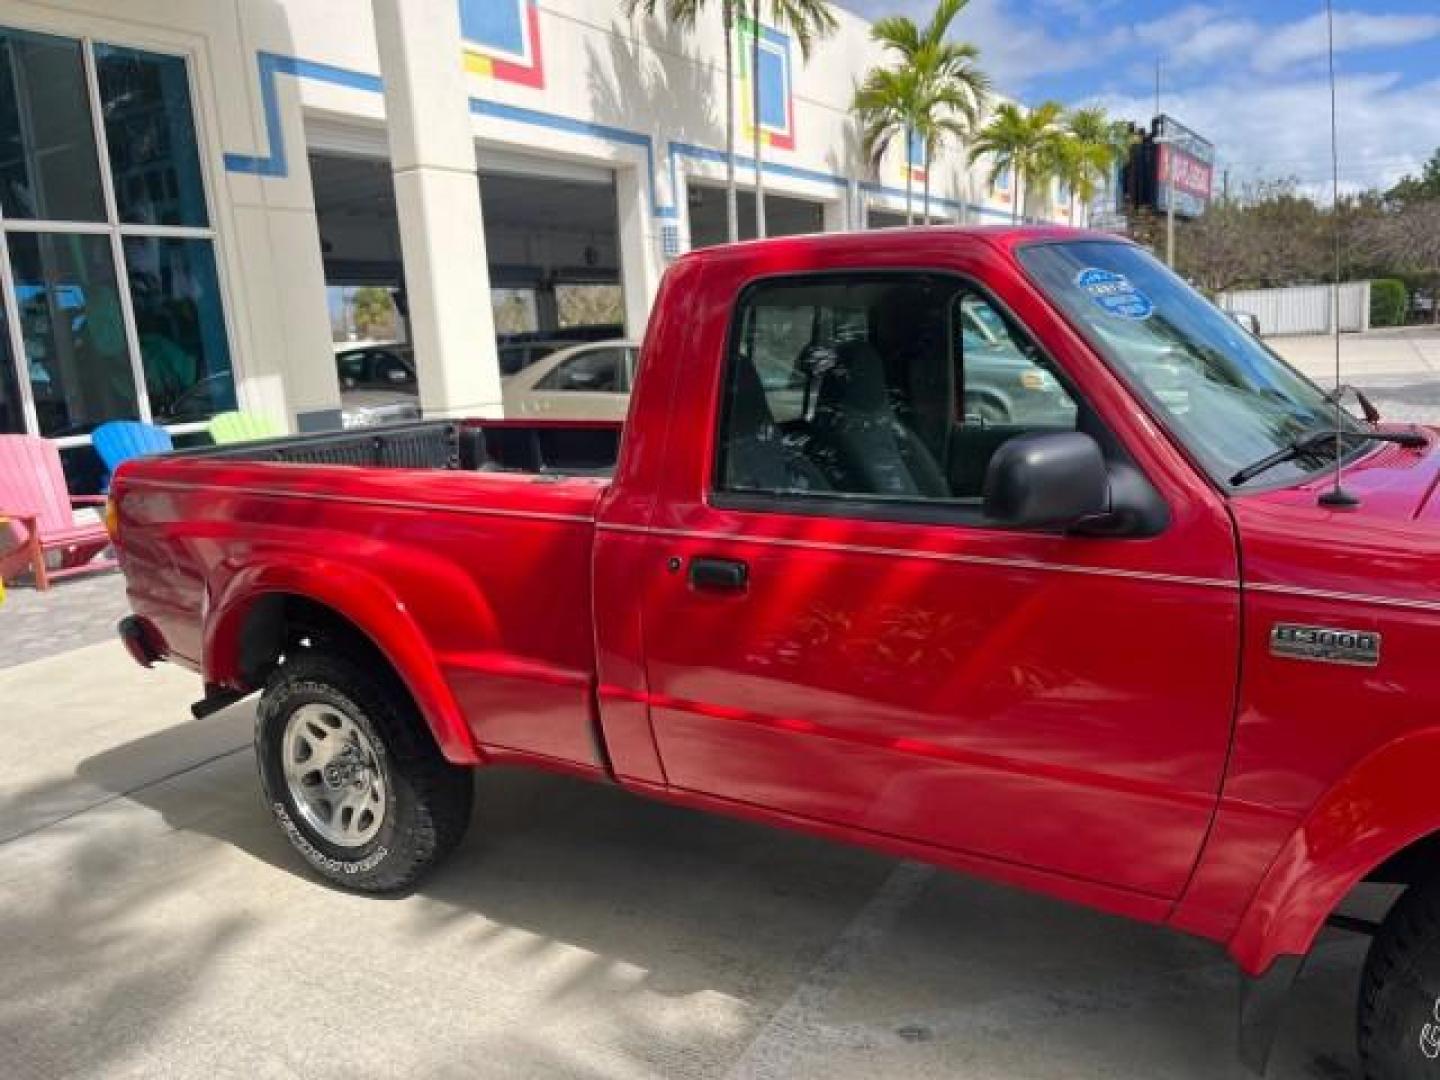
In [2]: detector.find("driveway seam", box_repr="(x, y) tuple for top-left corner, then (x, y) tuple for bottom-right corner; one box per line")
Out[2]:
(0, 742), (251, 848)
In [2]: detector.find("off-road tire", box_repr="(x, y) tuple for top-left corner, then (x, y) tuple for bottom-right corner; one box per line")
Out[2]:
(255, 650), (473, 892)
(1359, 877), (1440, 1078)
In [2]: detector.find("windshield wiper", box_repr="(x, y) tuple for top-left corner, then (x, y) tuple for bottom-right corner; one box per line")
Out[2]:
(1322, 383), (1381, 424)
(1229, 427), (1426, 488)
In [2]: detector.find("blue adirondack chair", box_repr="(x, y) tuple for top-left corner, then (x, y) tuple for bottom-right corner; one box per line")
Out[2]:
(92, 421), (173, 491)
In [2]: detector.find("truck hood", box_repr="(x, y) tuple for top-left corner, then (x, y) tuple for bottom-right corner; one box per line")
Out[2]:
(1255, 425), (1440, 525)
(1233, 425), (1440, 604)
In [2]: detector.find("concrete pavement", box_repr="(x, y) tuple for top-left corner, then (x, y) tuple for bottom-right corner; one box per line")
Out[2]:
(1, 572), (129, 671)
(1269, 326), (1440, 424)
(0, 640), (1385, 1079)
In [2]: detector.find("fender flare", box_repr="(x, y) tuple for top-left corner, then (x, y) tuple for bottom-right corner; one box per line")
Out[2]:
(1229, 728), (1440, 976)
(204, 558), (481, 764)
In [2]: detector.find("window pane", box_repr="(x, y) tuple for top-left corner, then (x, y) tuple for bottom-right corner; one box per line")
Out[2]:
(958, 293), (1077, 428)
(10, 231), (138, 436)
(123, 236), (234, 423)
(555, 283), (623, 331)
(95, 44), (208, 227)
(719, 277), (950, 499)
(717, 276), (1080, 507)
(0, 28), (105, 221)
(1019, 240), (1352, 489)
(0, 297), (23, 432)
(492, 288), (538, 335)
(537, 348), (622, 392)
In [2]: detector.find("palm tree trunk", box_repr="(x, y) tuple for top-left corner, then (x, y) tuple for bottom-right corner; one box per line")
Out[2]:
(1012, 167), (1022, 225)
(751, 0), (766, 238)
(904, 126), (914, 225)
(723, 5), (738, 243)
(923, 143), (932, 225)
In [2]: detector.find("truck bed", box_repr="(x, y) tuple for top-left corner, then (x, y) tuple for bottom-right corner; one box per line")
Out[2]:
(172, 419), (622, 476)
(111, 417), (620, 773)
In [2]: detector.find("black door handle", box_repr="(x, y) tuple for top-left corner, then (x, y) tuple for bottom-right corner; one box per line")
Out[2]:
(688, 556), (749, 594)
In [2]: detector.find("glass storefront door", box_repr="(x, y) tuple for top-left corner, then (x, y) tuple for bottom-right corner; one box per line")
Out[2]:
(0, 25), (233, 486)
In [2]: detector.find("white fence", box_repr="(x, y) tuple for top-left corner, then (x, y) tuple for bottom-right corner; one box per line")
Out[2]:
(1218, 282), (1371, 336)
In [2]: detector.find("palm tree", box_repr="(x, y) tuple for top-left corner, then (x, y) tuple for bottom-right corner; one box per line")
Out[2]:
(914, 45), (988, 223)
(1057, 106), (1130, 226)
(853, 65), (921, 224)
(969, 100), (1063, 225)
(749, 0), (837, 238)
(624, 0), (746, 243)
(868, 0), (989, 225)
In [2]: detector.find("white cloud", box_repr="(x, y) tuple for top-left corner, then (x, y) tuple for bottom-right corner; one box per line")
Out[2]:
(1091, 72), (1440, 194)
(833, 0), (1440, 193)
(939, 0), (1115, 90)
(837, 2), (1440, 94)
(1033, 0), (1123, 22)
(1168, 19), (1257, 68)
(1256, 11), (1440, 74)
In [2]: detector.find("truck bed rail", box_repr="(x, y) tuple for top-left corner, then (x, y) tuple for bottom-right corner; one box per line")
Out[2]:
(170, 420), (621, 476)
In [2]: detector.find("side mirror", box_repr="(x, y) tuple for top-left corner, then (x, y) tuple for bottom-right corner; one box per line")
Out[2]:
(984, 432), (1170, 536)
(983, 432), (1110, 530)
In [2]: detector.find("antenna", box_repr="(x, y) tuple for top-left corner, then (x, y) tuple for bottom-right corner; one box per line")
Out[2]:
(1317, 0), (1359, 510)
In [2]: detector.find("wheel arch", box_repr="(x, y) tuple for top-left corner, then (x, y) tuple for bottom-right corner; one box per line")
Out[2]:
(1229, 728), (1440, 976)
(205, 563), (480, 765)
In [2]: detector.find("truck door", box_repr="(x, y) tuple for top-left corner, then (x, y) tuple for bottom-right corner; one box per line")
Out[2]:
(637, 268), (1240, 899)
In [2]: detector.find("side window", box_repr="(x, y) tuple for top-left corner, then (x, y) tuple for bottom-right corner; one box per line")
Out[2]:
(950, 290), (1078, 499)
(337, 352), (365, 386)
(957, 293), (1076, 428)
(537, 348), (623, 392)
(498, 344), (529, 376)
(372, 351), (413, 386)
(717, 275), (1082, 510)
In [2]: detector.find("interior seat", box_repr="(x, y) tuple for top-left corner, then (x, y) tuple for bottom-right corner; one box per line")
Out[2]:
(722, 357), (833, 493)
(810, 341), (950, 498)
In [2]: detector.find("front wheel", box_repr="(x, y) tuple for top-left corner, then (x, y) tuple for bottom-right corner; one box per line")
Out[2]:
(255, 650), (473, 892)
(1359, 877), (1440, 1078)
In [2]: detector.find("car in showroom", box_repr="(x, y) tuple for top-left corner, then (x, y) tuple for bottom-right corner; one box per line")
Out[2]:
(501, 339), (639, 421)
(334, 342), (420, 428)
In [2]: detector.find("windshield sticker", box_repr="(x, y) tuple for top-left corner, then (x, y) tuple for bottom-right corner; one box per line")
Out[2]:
(1076, 268), (1154, 321)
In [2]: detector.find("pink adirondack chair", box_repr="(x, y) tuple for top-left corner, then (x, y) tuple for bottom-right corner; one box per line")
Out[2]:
(0, 435), (114, 591)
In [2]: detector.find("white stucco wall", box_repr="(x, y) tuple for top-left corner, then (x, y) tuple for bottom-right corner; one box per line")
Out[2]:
(2, 0), (1073, 428)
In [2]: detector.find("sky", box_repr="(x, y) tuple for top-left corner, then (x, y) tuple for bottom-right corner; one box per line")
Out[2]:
(835, 0), (1440, 195)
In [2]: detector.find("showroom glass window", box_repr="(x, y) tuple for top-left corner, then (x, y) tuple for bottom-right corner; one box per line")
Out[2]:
(0, 26), (232, 450)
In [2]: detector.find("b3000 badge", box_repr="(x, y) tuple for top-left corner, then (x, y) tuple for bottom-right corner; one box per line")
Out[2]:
(1270, 624), (1381, 667)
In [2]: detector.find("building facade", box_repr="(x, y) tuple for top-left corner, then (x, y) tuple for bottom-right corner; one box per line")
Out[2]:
(0, 0), (1073, 486)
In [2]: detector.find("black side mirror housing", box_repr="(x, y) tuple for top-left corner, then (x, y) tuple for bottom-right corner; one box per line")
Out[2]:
(984, 432), (1109, 529)
(983, 432), (1169, 536)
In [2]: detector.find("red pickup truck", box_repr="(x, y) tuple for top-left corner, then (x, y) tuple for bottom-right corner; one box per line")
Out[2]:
(111, 228), (1440, 1078)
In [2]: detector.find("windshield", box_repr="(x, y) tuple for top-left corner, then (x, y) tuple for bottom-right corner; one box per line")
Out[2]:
(1018, 240), (1361, 489)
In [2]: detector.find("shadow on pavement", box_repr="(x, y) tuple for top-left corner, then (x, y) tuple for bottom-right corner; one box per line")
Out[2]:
(56, 710), (1373, 1078)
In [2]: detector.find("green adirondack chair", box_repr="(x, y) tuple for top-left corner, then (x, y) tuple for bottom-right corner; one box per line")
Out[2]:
(206, 411), (285, 445)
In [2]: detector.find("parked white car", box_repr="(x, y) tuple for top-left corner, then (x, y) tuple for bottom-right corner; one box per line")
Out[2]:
(501, 339), (638, 421)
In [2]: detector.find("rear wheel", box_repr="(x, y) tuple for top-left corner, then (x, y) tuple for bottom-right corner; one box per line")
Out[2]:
(1359, 877), (1440, 1078)
(255, 650), (473, 892)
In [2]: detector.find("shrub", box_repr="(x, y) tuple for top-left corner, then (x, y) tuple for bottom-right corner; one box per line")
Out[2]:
(1371, 278), (1409, 327)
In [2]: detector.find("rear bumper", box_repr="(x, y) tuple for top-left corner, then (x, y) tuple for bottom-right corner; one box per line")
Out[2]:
(117, 615), (164, 668)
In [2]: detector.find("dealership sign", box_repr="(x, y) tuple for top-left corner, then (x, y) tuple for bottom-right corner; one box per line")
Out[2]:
(1153, 115), (1214, 219)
